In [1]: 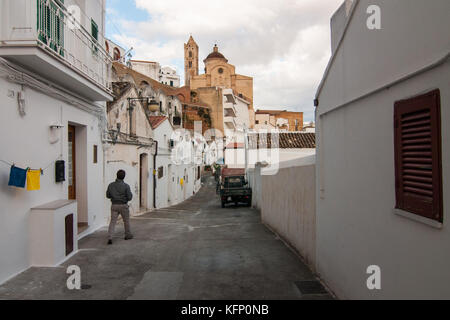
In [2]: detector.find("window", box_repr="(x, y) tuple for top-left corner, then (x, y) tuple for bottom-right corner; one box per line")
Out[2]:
(189, 51), (192, 58)
(170, 80), (174, 87)
(189, 61), (192, 68)
(93, 145), (98, 164)
(173, 117), (181, 126)
(394, 89), (442, 222)
(197, 166), (201, 180)
(91, 19), (98, 53)
(113, 47), (121, 61)
(225, 177), (244, 188)
(255, 120), (259, 125)
(158, 167), (164, 179)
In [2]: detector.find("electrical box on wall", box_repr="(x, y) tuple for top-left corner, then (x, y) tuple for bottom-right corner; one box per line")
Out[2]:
(55, 160), (65, 183)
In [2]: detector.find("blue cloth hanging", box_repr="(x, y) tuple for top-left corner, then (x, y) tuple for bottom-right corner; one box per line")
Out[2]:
(8, 166), (28, 188)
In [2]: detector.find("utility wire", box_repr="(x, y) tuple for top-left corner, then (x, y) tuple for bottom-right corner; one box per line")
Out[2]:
(0, 155), (62, 173)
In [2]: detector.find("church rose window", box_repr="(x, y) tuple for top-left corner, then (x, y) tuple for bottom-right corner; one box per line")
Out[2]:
(218, 68), (224, 74)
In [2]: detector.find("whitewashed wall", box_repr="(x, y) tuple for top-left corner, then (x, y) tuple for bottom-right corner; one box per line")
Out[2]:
(249, 157), (316, 270)
(153, 120), (202, 208)
(227, 148), (315, 169)
(0, 77), (106, 285)
(316, 0), (450, 299)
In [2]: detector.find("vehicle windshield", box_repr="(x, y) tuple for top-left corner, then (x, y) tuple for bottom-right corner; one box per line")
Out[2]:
(224, 176), (244, 188)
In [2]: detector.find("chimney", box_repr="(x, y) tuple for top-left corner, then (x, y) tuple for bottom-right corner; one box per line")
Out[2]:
(330, 0), (354, 54)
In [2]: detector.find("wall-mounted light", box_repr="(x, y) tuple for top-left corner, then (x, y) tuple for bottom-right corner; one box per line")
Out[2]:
(49, 124), (64, 144)
(148, 98), (159, 113)
(50, 124), (65, 129)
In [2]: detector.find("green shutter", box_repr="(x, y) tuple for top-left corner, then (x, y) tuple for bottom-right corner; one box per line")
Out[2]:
(37, 0), (64, 56)
(91, 19), (98, 53)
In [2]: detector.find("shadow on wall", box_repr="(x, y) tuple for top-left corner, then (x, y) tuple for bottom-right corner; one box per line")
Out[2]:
(249, 156), (316, 270)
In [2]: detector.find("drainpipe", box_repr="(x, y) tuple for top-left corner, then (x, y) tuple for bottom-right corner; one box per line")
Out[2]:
(153, 140), (158, 209)
(128, 102), (134, 136)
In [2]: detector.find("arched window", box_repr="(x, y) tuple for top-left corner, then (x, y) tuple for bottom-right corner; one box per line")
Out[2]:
(113, 47), (121, 61)
(189, 61), (192, 68)
(189, 51), (192, 58)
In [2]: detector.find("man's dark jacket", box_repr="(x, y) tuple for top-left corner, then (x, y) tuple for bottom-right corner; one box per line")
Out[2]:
(106, 179), (133, 205)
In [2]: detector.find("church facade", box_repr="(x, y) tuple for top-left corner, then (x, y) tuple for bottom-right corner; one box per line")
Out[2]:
(183, 36), (255, 132)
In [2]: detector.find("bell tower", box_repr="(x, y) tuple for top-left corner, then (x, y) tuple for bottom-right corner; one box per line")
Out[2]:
(184, 35), (199, 87)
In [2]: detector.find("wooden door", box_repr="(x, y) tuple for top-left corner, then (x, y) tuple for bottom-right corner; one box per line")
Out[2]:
(140, 155), (143, 208)
(68, 125), (76, 200)
(65, 214), (74, 256)
(140, 153), (148, 209)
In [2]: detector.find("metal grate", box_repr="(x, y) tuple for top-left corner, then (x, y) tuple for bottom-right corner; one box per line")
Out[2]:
(294, 280), (328, 295)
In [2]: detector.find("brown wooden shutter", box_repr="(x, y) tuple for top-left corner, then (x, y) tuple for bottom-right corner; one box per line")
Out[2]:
(394, 89), (443, 222)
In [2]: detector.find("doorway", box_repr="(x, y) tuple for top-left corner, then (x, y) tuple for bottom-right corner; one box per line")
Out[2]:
(68, 125), (76, 200)
(168, 164), (173, 204)
(65, 214), (74, 256)
(68, 124), (88, 234)
(139, 153), (149, 210)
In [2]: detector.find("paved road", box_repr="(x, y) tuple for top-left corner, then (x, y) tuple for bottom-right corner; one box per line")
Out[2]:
(0, 176), (331, 300)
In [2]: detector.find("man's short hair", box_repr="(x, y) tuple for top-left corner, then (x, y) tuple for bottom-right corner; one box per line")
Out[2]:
(117, 170), (126, 180)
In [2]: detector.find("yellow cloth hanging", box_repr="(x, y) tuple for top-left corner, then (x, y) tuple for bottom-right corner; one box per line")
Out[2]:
(27, 170), (41, 191)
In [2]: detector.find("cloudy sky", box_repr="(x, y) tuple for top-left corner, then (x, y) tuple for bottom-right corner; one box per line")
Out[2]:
(106, 0), (344, 122)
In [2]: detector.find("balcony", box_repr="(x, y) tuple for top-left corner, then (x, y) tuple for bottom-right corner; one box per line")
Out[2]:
(0, 0), (113, 101)
(223, 101), (236, 116)
(223, 116), (236, 129)
(223, 92), (237, 115)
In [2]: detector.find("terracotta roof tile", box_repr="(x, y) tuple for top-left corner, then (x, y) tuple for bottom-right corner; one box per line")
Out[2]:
(148, 116), (167, 129)
(248, 132), (315, 149)
(225, 142), (245, 149)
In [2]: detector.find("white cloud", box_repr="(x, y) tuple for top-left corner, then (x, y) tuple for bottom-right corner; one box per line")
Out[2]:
(108, 0), (344, 121)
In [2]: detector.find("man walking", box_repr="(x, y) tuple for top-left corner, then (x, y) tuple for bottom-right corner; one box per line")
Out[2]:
(106, 170), (133, 245)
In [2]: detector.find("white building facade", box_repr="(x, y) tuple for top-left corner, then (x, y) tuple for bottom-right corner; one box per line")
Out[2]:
(105, 38), (126, 64)
(315, 0), (450, 299)
(107, 64), (202, 213)
(129, 60), (161, 81)
(160, 66), (181, 88)
(104, 83), (155, 215)
(130, 61), (181, 88)
(222, 88), (251, 135)
(0, 0), (112, 284)
(152, 119), (202, 208)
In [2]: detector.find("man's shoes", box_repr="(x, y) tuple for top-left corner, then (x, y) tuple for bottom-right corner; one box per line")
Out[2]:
(124, 235), (134, 240)
(107, 240), (113, 245)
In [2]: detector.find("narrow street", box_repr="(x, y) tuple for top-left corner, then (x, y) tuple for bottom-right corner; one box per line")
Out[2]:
(0, 176), (331, 300)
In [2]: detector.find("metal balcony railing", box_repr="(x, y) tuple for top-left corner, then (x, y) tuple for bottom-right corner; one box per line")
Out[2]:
(36, 0), (112, 91)
(0, 0), (113, 94)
